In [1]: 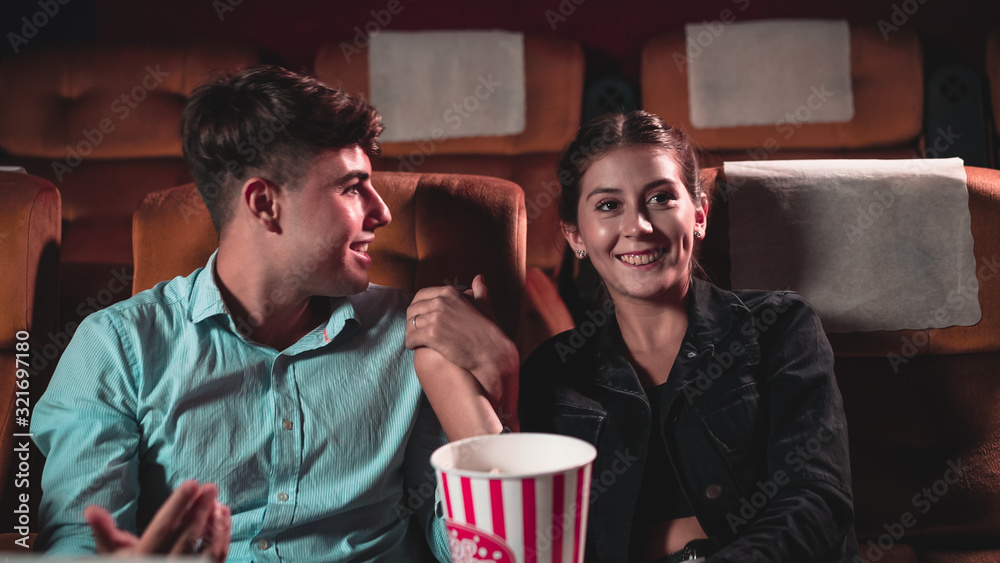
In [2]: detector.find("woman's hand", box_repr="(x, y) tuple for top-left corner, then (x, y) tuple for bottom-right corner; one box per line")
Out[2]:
(406, 274), (519, 430)
(85, 480), (231, 561)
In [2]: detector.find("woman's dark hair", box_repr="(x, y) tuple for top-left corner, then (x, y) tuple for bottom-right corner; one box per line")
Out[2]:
(181, 65), (383, 231)
(556, 110), (702, 227)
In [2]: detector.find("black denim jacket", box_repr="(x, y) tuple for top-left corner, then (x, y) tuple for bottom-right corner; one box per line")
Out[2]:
(520, 278), (859, 562)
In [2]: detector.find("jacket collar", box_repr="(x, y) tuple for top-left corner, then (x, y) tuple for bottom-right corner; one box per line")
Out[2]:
(685, 276), (749, 351)
(589, 277), (752, 393)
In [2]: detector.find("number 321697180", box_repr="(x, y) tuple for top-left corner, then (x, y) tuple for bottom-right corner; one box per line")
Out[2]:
(15, 331), (30, 420)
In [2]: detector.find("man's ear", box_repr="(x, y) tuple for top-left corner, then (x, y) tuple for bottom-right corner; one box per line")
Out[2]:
(242, 178), (282, 233)
(561, 221), (585, 256)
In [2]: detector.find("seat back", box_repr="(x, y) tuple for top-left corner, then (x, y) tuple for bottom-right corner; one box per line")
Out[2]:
(643, 23), (924, 164)
(700, 164), (1000, 559)
(0, 42), (258, 321)
(132, 171), (526, 339)
(0, 171), (59, 537)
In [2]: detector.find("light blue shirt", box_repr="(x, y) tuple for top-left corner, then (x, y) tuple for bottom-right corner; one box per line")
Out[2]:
(32, 252), (449, 561)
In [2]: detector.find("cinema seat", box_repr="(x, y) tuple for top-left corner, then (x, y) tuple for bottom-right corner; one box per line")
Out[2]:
(0, 171), (60, 550)
(699, 164), (1000, 563)
(0, 42), (258, 329)
(313, 34), (581, 358)
(642, 24), (924, 166)
(132, 172), (525, 345)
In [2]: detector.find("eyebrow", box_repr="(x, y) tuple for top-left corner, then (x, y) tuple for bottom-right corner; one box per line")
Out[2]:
(585, 179), (679, 200)
(585, 187), (621, 200)
(331, 171), (370, 187)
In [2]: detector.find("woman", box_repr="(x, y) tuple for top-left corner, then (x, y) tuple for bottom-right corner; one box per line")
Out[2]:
(517, 111), (859, 562)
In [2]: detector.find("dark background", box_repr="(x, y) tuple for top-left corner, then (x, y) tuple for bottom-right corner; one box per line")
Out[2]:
(1, 0), (996, 80)
(1, 0), (997, 166)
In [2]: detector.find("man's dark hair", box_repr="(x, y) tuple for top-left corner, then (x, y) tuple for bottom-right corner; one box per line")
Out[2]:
(181, 65), (383, 231)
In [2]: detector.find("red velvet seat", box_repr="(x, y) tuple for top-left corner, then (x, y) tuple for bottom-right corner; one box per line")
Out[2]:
(642, 24), (925, 166)
(0, 171), (60, 550)
(0, 42), (258, 327)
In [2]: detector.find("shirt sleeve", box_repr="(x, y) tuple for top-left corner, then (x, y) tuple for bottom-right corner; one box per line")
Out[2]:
(401, 393), (451, 562)
(31, 311), (142, 554)
(709, 293), (856, 562)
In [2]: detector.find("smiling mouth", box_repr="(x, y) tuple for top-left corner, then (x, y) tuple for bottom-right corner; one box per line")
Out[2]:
(616, 248), (665, 266)
(350, 242), (370, 255)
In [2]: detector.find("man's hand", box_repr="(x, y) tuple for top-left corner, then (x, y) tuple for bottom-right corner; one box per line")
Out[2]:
(84, 480), (231, 561)
(405, 274), (519, 414)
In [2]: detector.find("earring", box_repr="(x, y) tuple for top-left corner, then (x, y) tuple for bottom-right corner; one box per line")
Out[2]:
(575, 249), (588, 259)
(694, 231), (703, 240)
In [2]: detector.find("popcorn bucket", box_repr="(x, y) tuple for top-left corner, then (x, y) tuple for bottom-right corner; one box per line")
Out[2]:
(430, 433), (597, 563)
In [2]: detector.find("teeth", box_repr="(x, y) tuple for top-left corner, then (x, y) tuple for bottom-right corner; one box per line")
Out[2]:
(354, 243), (369, 253)
(617, 249), (664, 266)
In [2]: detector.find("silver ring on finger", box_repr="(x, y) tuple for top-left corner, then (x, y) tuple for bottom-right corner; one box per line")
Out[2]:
(412, 314), (419, 330)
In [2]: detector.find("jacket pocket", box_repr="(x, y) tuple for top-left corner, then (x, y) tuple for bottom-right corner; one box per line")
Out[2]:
(546, 403), (606, 446)
(692, 382), (767, 452)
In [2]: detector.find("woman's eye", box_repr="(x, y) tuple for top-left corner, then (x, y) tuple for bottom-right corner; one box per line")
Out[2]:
(596, 199), (619, 212)
(649, 192), (674, 204)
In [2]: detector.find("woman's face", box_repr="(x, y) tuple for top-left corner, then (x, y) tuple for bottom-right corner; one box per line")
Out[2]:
(564, 146), (707, 304)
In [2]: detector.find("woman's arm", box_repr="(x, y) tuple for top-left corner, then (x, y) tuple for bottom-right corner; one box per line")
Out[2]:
(413, 347), (504, 441)
(406, 275), (520, 440)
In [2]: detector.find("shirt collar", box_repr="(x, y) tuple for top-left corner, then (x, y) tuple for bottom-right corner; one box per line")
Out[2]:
(190, 250), (229, 324)
(188, 250), (362, 349)
(320, 297), (361, 346)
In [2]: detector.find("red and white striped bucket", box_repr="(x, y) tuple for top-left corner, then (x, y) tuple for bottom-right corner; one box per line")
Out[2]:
(431, 433), (597, 563)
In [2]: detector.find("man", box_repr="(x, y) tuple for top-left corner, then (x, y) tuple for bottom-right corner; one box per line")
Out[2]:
(31, 66), (516, 560)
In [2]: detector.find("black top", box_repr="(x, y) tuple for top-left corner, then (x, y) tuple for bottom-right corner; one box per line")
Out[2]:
(633, 380), (695, 524)
(629, 361), (696, 559)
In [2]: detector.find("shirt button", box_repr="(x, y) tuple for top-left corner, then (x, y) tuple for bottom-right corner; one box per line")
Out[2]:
(282, 418), (293, 430)
(257, 539), (270, 550)
(277, 492), (289, 502)
(686, 351), (697, 358)
(705, 484), (722, 499)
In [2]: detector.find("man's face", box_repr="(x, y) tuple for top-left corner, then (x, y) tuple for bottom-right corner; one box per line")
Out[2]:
(279, 145), (391, 297)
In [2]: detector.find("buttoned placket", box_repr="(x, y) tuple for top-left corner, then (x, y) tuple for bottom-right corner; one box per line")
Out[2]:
(251, 351), (305, 561)
(664, 342), (716, 516)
